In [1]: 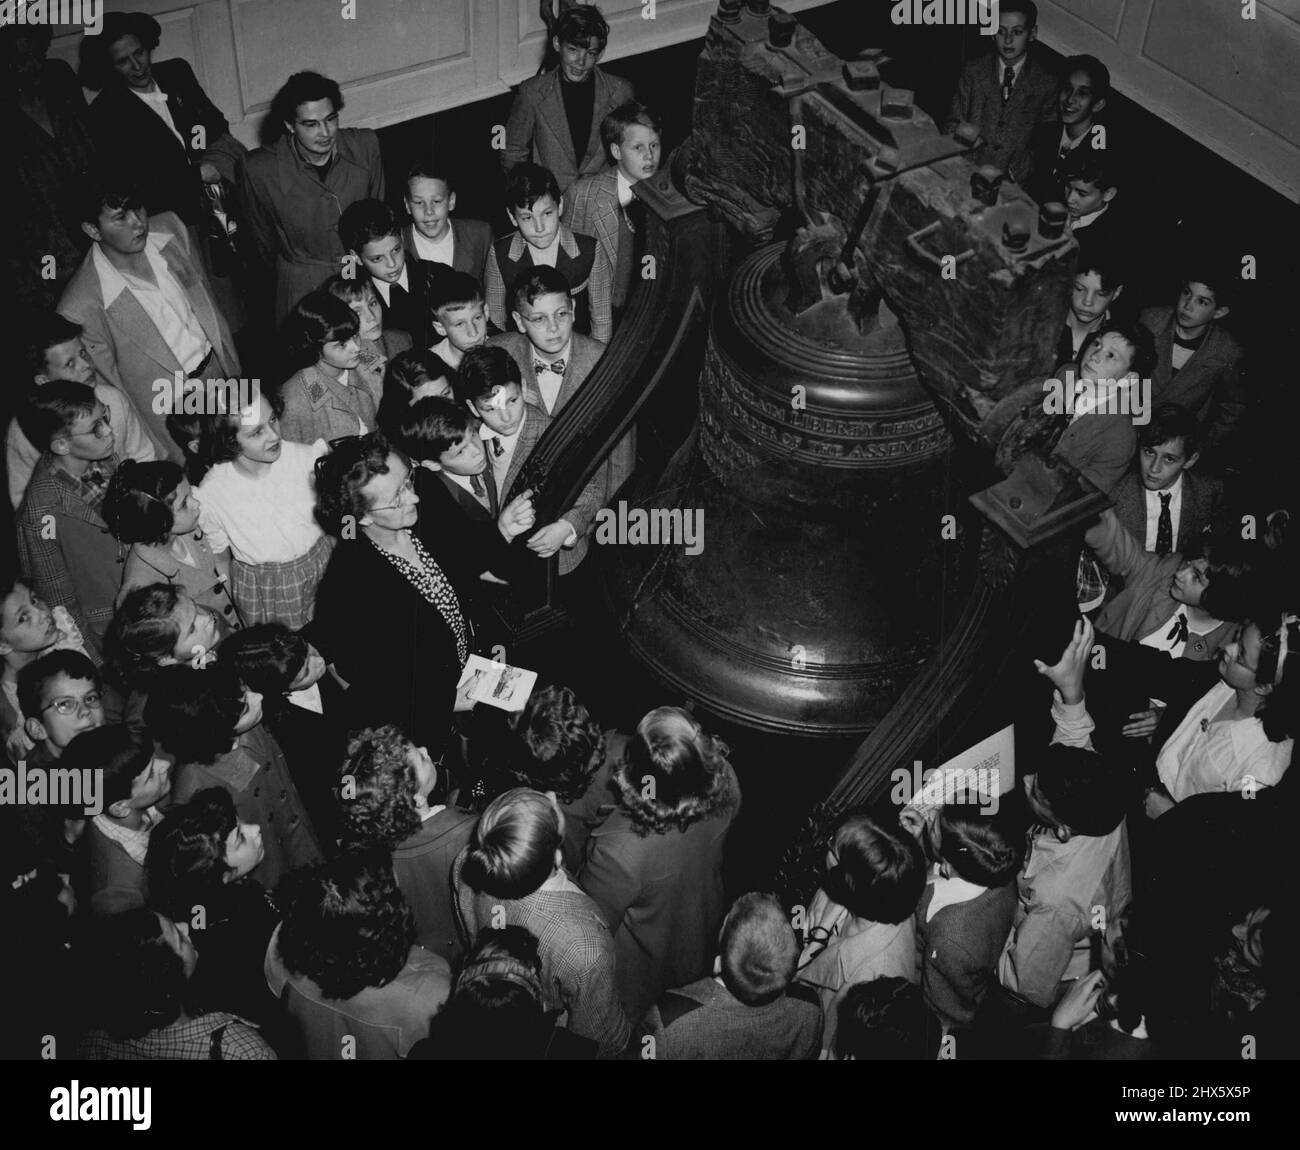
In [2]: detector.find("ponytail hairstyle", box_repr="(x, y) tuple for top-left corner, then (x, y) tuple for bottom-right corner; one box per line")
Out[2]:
(1257, 612), (1300, 743)
(461, 788), (562, 899)
(612, 706), (737, 835)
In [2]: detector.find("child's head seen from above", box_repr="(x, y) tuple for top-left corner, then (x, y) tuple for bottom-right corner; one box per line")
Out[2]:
(339, 198), (406, 286)
(404, 163), (455, 243)
(505, 164), (563, 252)
(457, 346), (525, 438)
(1136, 404), (1200, 493)
(510, 266), (574, 356)
(429, 271), (487, 353)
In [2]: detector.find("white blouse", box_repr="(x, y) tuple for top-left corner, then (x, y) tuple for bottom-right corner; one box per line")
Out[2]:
(1157, 681), (1293, 802)
(197, 440), (328, 564)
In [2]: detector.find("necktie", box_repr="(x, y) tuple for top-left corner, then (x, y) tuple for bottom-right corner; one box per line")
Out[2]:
(1156, 492), (1173, 556)
(534, 358), (566, 376)
(470, 472), (485, 497)
(490, 438), (505, 458)
(1165, 611), (1189, 648)
(1002, 65), (1015, 103)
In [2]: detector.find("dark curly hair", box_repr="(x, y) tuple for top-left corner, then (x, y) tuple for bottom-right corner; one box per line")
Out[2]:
(143, 663), (246, 766)
(611, 707), (737, 835)
(81, 907), (188, 1040)
(284, 289), (361, 372)
(337, 725), (424, 852)
(145, 787), (240, 921)
(276, 851), (414, 1001)
(270, 71), (345, 134)
(104, 583), (187, 683)
(194, 386), (284, 469)
(78, 12), (162, 91)
(102, 459), (187, 546)
(476, 685), (605, 804)
(313, 431), (408, 536)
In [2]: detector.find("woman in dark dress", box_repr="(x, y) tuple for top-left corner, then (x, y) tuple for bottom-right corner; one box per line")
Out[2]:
(312, 433), (478, 762)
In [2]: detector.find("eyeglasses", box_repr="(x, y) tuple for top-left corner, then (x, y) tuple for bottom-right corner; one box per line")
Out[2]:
(369, 476), (417, 511)
(42, 691), (103, 717)
(69, 410), (112, 439)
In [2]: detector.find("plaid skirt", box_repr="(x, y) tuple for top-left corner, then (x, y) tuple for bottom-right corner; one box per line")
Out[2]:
(231, 535), (336, 630)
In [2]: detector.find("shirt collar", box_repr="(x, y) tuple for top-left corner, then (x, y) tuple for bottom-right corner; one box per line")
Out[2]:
(92, 232), (173, 307)
(615, 168), (635, 207)
(1147, 474), (1184, 502)
(1072, 204), (1109, 231)
(926, 867), (988, 922)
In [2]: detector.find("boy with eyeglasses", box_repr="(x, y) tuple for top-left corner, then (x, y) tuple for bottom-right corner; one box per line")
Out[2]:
(15, 649), (107, 772)
(15, 382), (124, 656)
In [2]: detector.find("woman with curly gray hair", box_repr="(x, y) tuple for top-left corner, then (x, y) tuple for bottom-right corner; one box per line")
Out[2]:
(578, 705), (741, 1024)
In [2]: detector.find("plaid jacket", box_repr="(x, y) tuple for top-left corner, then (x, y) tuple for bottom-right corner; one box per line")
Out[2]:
(15, 453), (123, 656)
(452, 848), (630, 1057)
(485, 225), (611, 343)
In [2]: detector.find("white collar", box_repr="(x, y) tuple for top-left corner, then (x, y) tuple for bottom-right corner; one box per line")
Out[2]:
(92, 232), (173, 307)
(1146, 474), (1184, 502)
(925, 866), (988, 922)
(1071, 204), (1109, 231)
(615, 168), (636, 207)
(533, 340), (572, 369)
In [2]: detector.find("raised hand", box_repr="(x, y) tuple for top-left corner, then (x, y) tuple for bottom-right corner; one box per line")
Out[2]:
(1033, 615), (1094, 705)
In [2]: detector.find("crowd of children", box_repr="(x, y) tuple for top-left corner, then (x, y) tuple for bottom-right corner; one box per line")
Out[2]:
(0, 1), (1294, 1061)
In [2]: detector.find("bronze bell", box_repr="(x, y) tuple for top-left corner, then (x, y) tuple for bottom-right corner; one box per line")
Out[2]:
(602, 241), (965, 737)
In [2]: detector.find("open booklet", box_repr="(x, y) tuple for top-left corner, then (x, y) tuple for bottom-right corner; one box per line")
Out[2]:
(457, 654), (538, 713)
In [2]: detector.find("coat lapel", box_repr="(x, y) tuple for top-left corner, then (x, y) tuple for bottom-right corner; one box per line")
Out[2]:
(538, 73), (576, 171)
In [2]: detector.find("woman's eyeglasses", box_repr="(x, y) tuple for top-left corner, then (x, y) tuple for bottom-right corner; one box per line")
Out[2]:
(369, 477), (417, 512)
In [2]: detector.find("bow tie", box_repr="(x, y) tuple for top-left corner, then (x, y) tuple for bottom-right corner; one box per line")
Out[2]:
(534, 358), (566, 376)
(1165, 611), (1189, 647)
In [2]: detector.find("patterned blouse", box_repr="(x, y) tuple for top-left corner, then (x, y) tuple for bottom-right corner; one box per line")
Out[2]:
(374, 534), (469, 665)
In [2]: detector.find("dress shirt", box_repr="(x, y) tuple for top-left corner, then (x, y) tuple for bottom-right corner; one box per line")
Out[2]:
(92, 238), (211, 371)
(1143, 475), (1183, 552)
(131, 83), (185, 146)
(1138, 606), (1219, 661)
(925, 868), (988, 923)
(615, 169), (635, 208)
(534, 340), (571, 413)
(372, 267), (410, 306)
(444, 468), (492, 512)
(1070, 204), (1110, 232)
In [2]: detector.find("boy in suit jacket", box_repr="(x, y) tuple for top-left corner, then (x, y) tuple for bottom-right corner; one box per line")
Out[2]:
(1060, 149), (1134, 261)
(564, 100), (662, 324)
(340, 199), (433, 349)
(397, 395), (536, 588)
(457, 346), (603, 577)
(1140, 270), (1246, 458)
(15, 384), (125, 655)
(1054, 237), (1126, 373)
(486, 164), (609, 342)
(945, 0), (1057, 181)
(1112, 403), (1224, 556)
(489, 266), (631, 502)
(909, 803), (1024, 1031)
(502, 4), (634, 196)
(1023, 54), (1110, 204)
(401, 163), (491, 284)
(428, 271), (490, 378)
(57, 185), (240, 465)
(69, 724), (173, 917)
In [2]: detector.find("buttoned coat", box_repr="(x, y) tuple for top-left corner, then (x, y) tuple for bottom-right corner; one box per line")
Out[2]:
(241, 129), (385, 322)
(946, 50), (1058, 180)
